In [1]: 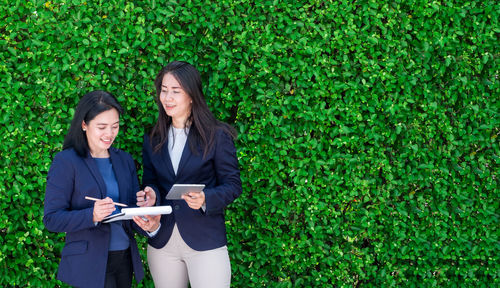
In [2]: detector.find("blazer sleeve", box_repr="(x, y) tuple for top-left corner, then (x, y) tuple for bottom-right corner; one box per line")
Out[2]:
(123, 151), (152, 236)
(43, 153), (95, 233)
(142, 134), (161, 204)
(125, 152), (141, 205)
(203, 130), (242, 215)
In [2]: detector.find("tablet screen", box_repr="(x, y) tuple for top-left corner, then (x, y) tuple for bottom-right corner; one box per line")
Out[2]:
(166, 184), (205, 200)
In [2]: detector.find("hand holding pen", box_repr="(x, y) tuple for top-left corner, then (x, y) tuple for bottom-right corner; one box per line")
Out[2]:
(136, 186), (156, 207)
(85, 196), (125, 222)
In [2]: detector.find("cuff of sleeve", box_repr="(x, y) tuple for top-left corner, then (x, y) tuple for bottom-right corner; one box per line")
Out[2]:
(147, 223), (161, 237)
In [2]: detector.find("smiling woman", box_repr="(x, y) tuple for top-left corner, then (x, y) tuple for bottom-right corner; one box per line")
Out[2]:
(137, 61), (242, 288)
(43, 91), (151, 288)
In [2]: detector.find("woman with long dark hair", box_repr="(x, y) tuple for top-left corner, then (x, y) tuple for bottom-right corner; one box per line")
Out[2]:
(44, 90), (159, 288)
(136, 61), (242, 287)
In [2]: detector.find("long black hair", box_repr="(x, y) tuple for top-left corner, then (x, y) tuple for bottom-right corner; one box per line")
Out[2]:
(63, 90), (123, 157)
(150, 61), (236, 157)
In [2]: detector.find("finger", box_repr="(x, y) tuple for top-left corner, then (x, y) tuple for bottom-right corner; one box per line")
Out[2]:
(95, 200), (112, 208)
(188, 196), (201, 205)
(134, 216), (151, 228)
(142, 214), (161, 223)
(144, 215), (160, 231)
(145, 187), (156, 200)
(190, 199), (201, 207)
(136, 191), (145, 200)
(95, 205), (115, 214)
(182, 197), (194, 208)
(185, 200), (199, 209)
(132, 216), (147, 229)
(186, 192), (198, 198)
(134, 216), (157, 231)
(102, 197), (114, 204)
(144, 215), (161, 223)
(96, 202), (116, 210)
(97, 208), (115, 217)
(143, 188), (151, 199)
(137, 191), (148, 205)
(98, 203), (117, 210)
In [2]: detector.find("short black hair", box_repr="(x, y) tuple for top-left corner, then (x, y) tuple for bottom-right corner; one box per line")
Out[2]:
(63, 90), (123, 157)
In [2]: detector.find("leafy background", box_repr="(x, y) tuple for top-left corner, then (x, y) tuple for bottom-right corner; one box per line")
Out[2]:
(1, 0), (498, 287)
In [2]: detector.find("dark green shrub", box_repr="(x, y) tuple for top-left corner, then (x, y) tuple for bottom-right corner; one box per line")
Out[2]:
(1, 0), (497, 287)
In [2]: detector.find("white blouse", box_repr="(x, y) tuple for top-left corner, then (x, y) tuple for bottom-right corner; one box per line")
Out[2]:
(168, 126), (189, 175)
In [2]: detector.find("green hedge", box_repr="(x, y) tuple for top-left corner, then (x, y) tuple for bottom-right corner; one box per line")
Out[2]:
(1, 0), (498, 287)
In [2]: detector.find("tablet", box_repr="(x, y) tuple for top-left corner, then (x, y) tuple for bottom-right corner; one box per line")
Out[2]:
(166, 184), (206, 200)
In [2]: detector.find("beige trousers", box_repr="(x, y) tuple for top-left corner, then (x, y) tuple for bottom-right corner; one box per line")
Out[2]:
(147, 224), (231, 288)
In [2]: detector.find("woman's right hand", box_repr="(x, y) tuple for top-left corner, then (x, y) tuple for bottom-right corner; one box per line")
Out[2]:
(136, 186), (156, 207)
(92, 197), (116, 222)
(133, 215), (161, 233)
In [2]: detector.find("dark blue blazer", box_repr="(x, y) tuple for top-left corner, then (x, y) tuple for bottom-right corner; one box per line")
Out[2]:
(143, 128), (242, 251)
(44, 147), (145, 288)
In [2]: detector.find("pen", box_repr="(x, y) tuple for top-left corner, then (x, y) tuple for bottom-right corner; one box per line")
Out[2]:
(85, 196), (128, 207)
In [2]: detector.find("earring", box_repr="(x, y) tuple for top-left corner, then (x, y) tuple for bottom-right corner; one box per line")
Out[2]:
(83, 128), (86, 131)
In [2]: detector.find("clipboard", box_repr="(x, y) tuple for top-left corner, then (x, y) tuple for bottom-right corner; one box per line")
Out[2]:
(166, 184), (205, 200)
(102, 205), (172, 223)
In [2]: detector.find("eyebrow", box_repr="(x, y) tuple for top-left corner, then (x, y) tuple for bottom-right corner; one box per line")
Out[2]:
(162, 85), (181, 89)
(96, 121), (120, 125)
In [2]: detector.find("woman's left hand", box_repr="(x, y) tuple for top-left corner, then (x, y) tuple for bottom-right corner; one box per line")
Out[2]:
(136, 186), (156, 207)
(133, 215), (161, 233)
(182, 191), (205, 210)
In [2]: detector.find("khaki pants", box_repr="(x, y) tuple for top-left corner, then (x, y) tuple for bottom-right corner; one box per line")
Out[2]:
(147, 224), (231, 288)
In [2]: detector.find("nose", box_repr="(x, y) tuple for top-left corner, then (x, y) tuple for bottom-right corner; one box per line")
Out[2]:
(166, 92), (174, 101)
(161, 91), (174, 102)
(105, 126), (115, 136)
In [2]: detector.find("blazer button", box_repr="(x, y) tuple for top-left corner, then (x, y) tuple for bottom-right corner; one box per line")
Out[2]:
(174, 205), (180, 210)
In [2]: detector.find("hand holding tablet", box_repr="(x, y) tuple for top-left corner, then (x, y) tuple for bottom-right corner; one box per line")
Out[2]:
(166, 184), (205, 200)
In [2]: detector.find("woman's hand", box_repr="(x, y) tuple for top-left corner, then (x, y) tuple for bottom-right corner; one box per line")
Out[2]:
(92, 197), (116, 222)
(137, 186), (156, 207)
(133, 215), (161, 233)
(182, 191), (205, 210)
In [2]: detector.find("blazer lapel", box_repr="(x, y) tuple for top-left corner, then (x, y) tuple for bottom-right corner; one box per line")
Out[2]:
(109, 149), (127, 205)
(83, 152), (106, 198)
(160, 139), (177, 178)
(175, 131), (193, 179)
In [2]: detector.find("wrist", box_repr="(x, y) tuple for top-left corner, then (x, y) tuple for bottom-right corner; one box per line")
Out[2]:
(148, 223), (160, 233)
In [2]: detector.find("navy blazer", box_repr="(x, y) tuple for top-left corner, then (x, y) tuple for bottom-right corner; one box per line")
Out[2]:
(44, 147), (145, 288)
(143, 128), (242, 251)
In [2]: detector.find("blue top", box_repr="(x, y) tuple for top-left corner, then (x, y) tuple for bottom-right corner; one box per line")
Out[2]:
(94, 157), (130, 251)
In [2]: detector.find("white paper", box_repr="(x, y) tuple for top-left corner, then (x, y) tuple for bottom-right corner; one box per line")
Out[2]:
(102, 205), (172, 223)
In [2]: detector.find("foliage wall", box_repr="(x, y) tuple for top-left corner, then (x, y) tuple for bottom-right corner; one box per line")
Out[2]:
(1, 0), (498, 287)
